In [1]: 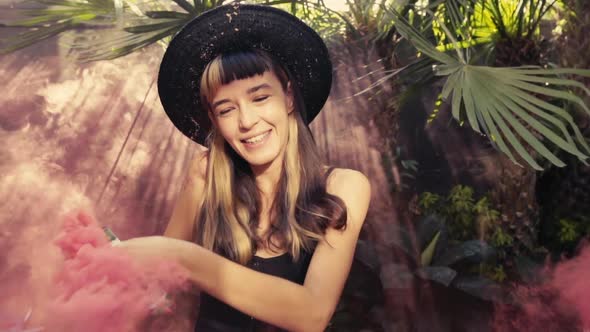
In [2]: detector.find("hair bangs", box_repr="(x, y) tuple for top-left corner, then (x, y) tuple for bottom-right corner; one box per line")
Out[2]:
(200, 50), (277, 110)
(219, 51), (272, 83)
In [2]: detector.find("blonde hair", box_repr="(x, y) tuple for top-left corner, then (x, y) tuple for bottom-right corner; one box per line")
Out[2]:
(194, 50), (346, 265)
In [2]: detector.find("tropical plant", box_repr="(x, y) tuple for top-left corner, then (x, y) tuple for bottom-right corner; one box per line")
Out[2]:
(0, 0), (223, 61)
(416, 185), (547, 282)
(0, 0), (124, 57)
(430, 0), (557, 63)
(8, 0), (587, 172)
(534, 0), (590, 257)
(419, 185), (503, 242)
(364, 0), (590, 266)
(538, 213), (590, 254)
(338, 0), (391, 40)
(381, 214), (505, 302)
(0, 0), (339, 61)
(384, 2), (590, 171)
(558, 218), (579, 242)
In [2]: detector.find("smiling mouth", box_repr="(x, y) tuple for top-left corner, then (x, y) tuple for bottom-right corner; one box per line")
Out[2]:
(241, 130), (271, 144)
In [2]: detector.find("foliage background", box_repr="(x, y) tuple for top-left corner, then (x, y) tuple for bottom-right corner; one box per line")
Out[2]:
(1, 0), (589, 331)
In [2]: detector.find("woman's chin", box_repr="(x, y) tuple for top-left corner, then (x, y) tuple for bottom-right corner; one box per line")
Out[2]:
(242, 155), (276, 167)
(240, 149), (282, 169)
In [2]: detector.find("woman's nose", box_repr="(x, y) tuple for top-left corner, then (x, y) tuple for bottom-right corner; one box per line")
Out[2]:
(238, 105), (260, 129)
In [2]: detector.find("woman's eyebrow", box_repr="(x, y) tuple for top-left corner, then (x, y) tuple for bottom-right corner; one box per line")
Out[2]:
(211, 83), (272, 108)
(246, 83), (271, 94)
(211, 98), (231, 109)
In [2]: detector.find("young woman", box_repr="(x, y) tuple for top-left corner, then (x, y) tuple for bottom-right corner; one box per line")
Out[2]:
(118, 4), (371, 332)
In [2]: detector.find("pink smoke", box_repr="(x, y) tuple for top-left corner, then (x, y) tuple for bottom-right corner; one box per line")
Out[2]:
(29, 210), (193, 332)
(494, 245), (590, 331)
(551, 245), (590, 329)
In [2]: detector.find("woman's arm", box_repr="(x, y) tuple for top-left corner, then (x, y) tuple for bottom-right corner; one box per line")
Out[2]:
(163, 150), (208, 241)
(120, 168), (370, 331)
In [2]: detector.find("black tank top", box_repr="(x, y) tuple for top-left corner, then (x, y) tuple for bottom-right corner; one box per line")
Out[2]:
(194, 250), (313, 332)
(194, 167), (335, 331)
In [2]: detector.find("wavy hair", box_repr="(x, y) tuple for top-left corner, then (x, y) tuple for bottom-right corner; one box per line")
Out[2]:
(194, 49), (346, 265)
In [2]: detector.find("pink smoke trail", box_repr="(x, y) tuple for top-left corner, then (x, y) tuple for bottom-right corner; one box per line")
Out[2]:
(41, 210), (192, 332)
(493, 244), (590, 331)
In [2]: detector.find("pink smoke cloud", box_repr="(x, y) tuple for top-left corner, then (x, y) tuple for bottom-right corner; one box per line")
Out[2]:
(551, 245), (590, 329)
(44, 210), (193, 332)
(1, 210), (196, 332)
(493, 245), (590, 331)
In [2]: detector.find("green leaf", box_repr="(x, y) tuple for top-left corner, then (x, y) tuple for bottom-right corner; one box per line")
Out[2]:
(76, 25), (180, 61)
(500, 79), (590, 115)
(491, 228), (513, 247)
(480, 74), (572, 167)
(451, 71), (464, 122)
(144, 11), (191, 19)
(420, 230), (441, 266)
(0, 0), (116, 54)
(480, 101), (521, 166)
(433, 240), (496, 267)
(510, 84), (590, 155)
(34, 0), (99, 7)
(172, 0), (197, 14)
(462, 66), (482, 133)
(460, 65), (590, 168)
(418, 193), (442, 214)
(0, 22), (72, 54)
(385, 6), (457, 64)
(491, 84), (586, 159)
(558, 218), (580, 243)
(124, 20), (185, 34)
(474, 68), (545, 169)
(440, 69), (460, 100)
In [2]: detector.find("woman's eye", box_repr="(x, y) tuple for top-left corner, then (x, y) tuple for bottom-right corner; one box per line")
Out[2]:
(253, 96), (269, 102)
(218, 108), (233, 116)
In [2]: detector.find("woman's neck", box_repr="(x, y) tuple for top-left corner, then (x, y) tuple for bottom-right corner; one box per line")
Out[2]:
(249, 154), (283, 234)
(255, 169), (279, 224)
(250, 151), (284, 199)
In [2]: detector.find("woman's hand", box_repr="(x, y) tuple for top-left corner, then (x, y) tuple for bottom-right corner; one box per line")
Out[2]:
(114, 236), (200, 300)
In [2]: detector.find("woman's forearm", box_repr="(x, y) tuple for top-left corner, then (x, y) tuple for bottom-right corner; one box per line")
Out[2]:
(173, 239), (327, 331)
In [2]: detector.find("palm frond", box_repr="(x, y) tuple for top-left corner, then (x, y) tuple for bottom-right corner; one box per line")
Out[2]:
(0, 21), (72, 54)
(123, 19), (185, 33)
(262, 1), (346, 40)
(73, 19), (187, 61)
(387, 5), (590, 170)
(144, 10), (191, 19)
(384, 6), (457, 64)
(172, 0), (196, 14)
(0, 0), (117, 54)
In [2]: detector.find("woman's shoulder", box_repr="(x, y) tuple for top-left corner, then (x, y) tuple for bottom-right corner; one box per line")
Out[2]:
(325, 167), (371, 231)
(325, 167), (371, 200)
(326, 167), (369, 185)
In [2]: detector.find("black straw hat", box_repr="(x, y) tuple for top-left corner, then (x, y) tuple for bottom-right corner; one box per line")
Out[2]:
(157, 3), (333, 145)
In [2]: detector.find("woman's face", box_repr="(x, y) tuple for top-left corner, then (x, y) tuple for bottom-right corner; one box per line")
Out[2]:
(209, 70), (294, 168)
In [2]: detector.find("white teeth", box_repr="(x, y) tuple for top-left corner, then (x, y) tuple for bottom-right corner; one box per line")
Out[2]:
(244, 131), (269, 143)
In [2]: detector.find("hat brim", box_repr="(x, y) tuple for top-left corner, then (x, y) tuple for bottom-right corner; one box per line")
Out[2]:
(157, 4), (332, 145)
